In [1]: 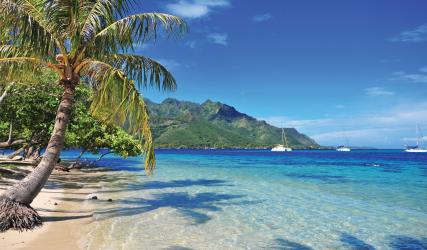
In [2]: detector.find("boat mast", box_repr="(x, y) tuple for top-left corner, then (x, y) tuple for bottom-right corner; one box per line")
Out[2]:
(415, 123), (420, 147)
(282, 128), (289, 148)
(417, 123), (425, 148)
(342, 129), (349, 148)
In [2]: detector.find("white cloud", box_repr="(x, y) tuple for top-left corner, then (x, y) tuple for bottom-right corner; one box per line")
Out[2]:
(311, 128), (403, 146)
(402, 136), (427, 142)
(196, 0), (230, 6)
(166, 0), (230, 19)
(419, 66), (427, 73)
(390, 23), (427, 43)
(258, 102), (427, 148)
(207, 33), (228, 46)
(364, 87), (395, 97)
(391, 67), (427, 83)
(259, 116), (334, 129)
(253, 13), (273, 22)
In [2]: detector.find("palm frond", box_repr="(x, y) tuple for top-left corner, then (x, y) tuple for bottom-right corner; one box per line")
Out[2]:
(79, 54), (176, 91)
(80, 13), (187, 58)
(79, 0), (120, 41)
(79, 59), (156, 174)
(0, 0), (61, 56)
(0, 45), (48, 80)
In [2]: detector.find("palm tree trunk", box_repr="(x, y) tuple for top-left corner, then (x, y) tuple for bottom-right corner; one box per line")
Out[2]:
(0, 80), (76, 232)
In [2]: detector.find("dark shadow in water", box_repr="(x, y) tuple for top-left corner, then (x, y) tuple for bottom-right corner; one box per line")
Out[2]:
(270, 238), (313, 250)
(340, 233), (376, 250)
(180, 209), (212, 224)
(37, 169), (254, 225)
(2, 165), (253, 225)
(283, 172), (349, 184)
(140, 179), (233, 190)
(388, 235), (427, 250)
(84, 192), (260, 225)
(52, 191), (259, 225)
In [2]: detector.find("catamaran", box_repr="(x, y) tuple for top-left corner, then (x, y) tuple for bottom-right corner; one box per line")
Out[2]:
(271, 128), (292, 152)
(405, 123), (427, 153)
(336, 146), (351, 152)
(336, 130), (351, 152)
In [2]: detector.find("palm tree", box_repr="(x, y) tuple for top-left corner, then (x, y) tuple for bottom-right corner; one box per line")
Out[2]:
(0, 0), (186, 231)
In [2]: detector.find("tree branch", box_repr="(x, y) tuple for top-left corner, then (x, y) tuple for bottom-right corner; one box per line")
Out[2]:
(97, 151), (112, 161)
(0, 82), (13, 105)
(0, 139), (26, 148)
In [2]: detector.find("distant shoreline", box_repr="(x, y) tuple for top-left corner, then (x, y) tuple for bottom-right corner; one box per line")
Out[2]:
(153, 147), (384, 150)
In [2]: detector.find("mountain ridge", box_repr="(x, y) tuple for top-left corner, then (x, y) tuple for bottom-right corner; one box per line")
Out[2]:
(146, 98), (319, 149)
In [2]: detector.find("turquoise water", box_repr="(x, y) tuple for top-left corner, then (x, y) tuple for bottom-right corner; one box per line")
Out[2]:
(61, 149), (427, 249)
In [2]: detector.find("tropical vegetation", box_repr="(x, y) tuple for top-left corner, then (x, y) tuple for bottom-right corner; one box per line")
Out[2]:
(0, 72), (143, 162)
(0, 0), (186, 231)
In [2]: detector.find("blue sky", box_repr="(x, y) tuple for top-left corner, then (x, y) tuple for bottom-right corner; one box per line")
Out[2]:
(134, 0), (427, 148)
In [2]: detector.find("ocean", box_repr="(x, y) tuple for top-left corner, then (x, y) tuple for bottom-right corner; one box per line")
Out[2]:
(59, 149), (427, 249)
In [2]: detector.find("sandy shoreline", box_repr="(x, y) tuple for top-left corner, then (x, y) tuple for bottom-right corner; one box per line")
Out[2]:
(0, 167), (99, 250)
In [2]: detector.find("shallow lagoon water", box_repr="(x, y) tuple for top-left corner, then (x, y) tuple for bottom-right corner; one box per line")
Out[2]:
(60, 149), (427, 249)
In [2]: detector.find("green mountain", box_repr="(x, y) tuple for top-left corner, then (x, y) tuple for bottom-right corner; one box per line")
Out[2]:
(146, 98), (319, 149)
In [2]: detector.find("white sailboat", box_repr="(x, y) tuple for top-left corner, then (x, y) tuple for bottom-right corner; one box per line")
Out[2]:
(336, 146), (351, 152)
(337, 130), (351, 152)
(271, 128), (292, 152)
(405, 123), (427, 153)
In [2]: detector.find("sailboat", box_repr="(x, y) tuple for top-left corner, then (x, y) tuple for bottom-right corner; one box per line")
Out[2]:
(405, 123), (427, 153)
(271, 128), (292, 152)
(336, 129), (351, 152)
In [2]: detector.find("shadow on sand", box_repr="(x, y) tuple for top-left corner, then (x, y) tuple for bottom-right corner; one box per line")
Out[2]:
(53, 191), (259, 225)
(23, 168), (259, 225)
(2, 165), (256, 225)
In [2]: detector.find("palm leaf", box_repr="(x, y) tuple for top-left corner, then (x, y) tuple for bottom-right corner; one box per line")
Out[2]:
(79, 59), (157, 174)
(78, 54), (177, 91)
(79, 13), (187, 58)
(0, 0), (62, 56)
